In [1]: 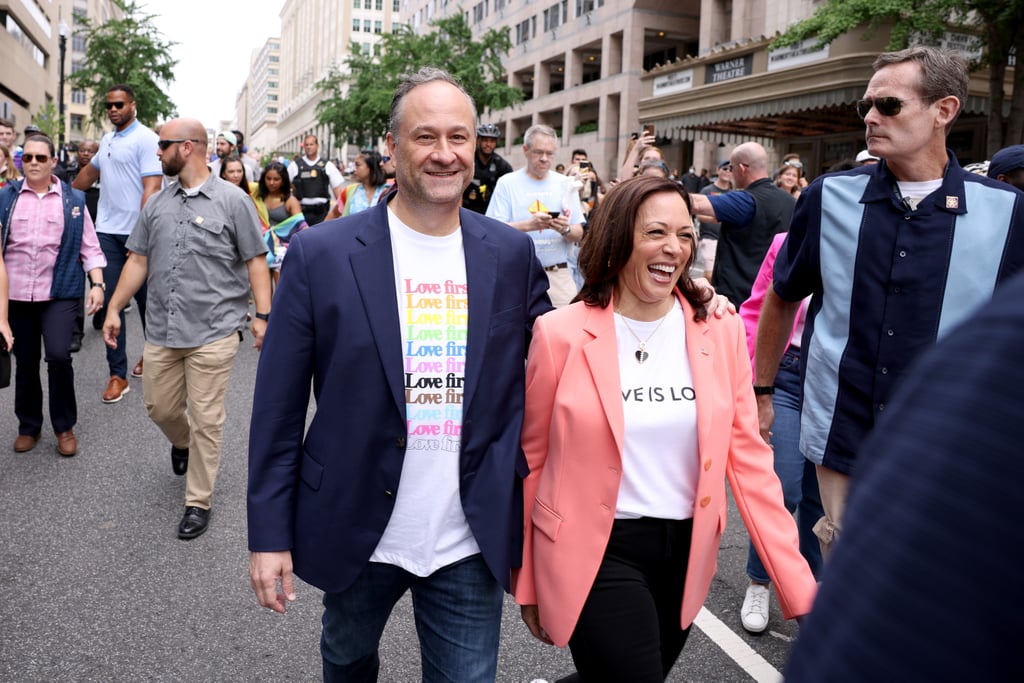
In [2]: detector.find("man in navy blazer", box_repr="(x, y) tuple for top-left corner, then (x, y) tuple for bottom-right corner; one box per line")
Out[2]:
(784, 271), (1024, 682)
(247, 68), (551, 681)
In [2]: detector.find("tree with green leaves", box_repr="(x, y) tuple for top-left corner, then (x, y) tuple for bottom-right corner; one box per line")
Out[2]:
(315, 14), (523, 148)
(30, 101), (61, 142)
(772, 0), (1024, 154)
(69, 0), (177, 128)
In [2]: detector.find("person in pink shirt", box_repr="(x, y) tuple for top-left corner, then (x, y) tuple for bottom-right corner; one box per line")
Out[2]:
(0, 135), (106, 457)
(736, 232), (822, 634)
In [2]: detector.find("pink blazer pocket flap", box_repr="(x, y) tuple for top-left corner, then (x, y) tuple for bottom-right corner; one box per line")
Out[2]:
(531, 500), (563, 542)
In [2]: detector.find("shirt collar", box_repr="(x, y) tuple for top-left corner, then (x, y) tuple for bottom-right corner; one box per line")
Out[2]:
(18, 176), (62, 197)
(113, 118), (140, 138)
(861, 149), (967, 215)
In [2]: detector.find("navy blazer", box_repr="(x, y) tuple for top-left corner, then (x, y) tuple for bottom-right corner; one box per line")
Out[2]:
(784, 271), (1024, 681)
(247, 199), (552, 593)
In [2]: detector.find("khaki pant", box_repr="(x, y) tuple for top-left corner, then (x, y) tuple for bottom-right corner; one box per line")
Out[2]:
(545, 265), (578, 308)
(142, 334), (240, 509)
(812, 464), (851, 561)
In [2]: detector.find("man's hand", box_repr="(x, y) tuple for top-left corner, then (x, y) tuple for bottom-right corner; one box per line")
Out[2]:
(756, 394), (775, 445)
(520, 604), (553, 645)
(693, 277), (736, 318)
(102, 309), (122, 349)
(250, 318), (267, 350)
(249, 550), (297, 614)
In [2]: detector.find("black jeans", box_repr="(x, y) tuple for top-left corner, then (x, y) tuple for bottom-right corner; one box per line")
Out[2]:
(10, 299), (79, 435)
(566, 517), (694, 683)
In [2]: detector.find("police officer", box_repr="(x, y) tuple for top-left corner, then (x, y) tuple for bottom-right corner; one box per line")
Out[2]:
(288, 135), (343, 225)
(463, 123), (512, 214)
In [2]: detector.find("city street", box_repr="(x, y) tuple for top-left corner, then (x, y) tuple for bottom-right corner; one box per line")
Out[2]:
(0, 311), (801, 682)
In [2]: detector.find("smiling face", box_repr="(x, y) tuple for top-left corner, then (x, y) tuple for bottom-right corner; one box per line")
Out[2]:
(615, 191), (695, 315)
(386, 80), (474, 216)
(777, 166), (799, 190)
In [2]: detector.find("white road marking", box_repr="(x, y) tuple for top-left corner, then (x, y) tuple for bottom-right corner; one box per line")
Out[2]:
(694, 607), (783, 683)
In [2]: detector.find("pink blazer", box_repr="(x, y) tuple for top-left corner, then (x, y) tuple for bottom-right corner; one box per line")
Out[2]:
(513, 293), (817, 647)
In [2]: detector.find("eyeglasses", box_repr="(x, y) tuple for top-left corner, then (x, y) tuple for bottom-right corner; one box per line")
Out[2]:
(784, 159), (803, 169)
(855, 97), (923, 119)
(157, 139), (200, 151)
(22, 154), (50, 163)
(104, 101), (128, 110)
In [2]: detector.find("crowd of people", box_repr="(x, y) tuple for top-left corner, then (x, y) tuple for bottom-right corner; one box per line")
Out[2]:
(2, 44), (1023, 682)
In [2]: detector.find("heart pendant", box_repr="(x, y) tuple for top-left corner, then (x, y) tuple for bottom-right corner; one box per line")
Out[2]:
(635, 349), (649, 364)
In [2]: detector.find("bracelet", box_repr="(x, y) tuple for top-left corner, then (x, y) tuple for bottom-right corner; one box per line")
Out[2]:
(559, 224), (572, 236)
(254, 312), (270, 322)
(752, 385), (775, 395)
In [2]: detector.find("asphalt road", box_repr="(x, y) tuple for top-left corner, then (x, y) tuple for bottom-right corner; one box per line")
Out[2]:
(0, 310), (801, 682)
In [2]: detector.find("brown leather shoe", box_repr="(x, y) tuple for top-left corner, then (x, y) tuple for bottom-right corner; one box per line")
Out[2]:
(55, 430), (77, 457)
(13, 433), (39, 452)
(102, 376), (130, 403)
(131, 357), (144, 378)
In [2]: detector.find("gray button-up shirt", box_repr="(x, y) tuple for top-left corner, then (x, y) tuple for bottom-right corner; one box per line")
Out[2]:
(128, 173), (267, 349)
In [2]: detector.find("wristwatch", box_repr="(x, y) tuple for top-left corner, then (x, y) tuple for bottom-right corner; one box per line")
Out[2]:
(90, 281), (106, 291)
(254, 312), (270, 322)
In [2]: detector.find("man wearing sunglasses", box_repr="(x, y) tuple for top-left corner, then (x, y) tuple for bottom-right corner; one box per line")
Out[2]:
(73, 84), (162, 404)
(102, 118), (271, 540)
(754, 46), (1024, 566)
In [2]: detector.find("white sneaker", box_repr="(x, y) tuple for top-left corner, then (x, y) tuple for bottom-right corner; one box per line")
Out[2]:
(741, 583), (771, 633)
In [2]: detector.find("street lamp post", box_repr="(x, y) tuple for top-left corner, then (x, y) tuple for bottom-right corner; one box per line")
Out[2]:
(58, 20), (69, 162)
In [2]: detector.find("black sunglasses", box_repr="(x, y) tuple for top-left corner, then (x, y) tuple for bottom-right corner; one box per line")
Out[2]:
(856, 97), (924, 119)
(104, 101), (128, 110)
(157, 139), (200, 151)
(22, 153), (50, 163)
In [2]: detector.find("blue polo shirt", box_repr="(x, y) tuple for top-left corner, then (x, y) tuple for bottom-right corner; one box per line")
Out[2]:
(774, 152), (1024, 475)
(91, 118), (162, 236)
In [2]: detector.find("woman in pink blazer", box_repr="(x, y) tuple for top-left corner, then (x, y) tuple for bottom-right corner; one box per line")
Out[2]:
(514, 176), (816, 681)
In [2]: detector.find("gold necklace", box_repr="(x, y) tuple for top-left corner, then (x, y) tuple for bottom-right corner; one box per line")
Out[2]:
(617, 310), (670, 364)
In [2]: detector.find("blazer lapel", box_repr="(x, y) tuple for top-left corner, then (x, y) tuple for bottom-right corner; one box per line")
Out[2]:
(460, 213), (498, 412)
(582, 303), (625, 458)
(349, 204), (406, 416)
(682, 299), (715, 463)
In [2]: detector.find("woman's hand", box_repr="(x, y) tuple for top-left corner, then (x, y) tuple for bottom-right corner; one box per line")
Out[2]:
(520, 604), (554, 645)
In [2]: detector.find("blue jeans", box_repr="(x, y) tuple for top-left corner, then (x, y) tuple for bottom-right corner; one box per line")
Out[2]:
(746, 347), (824, 584)
(98, 232), (147, 379)
(320, 554), (503, 683)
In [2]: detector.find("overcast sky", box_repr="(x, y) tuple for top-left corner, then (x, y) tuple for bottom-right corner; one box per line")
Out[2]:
(140, 0), (284, 130)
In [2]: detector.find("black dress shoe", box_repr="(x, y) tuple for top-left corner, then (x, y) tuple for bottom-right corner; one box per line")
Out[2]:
(69, 333), (83, 353)
(177, 506), (210, 540)
(171, 445), (189, 475)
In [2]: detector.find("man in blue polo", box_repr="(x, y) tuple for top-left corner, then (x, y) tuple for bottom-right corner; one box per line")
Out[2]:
(754, 46), (1024, 560)
(73, 84), (162, 403)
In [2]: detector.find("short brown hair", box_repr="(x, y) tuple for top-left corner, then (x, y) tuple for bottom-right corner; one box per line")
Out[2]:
(576, 175), (710, 318)
(873, 46), (968, 131)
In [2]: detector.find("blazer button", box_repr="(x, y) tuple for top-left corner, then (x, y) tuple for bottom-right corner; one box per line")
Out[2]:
(396, 436), (406, 448)
(699, 496), (711, 508)
(703, 459), (712, 471)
